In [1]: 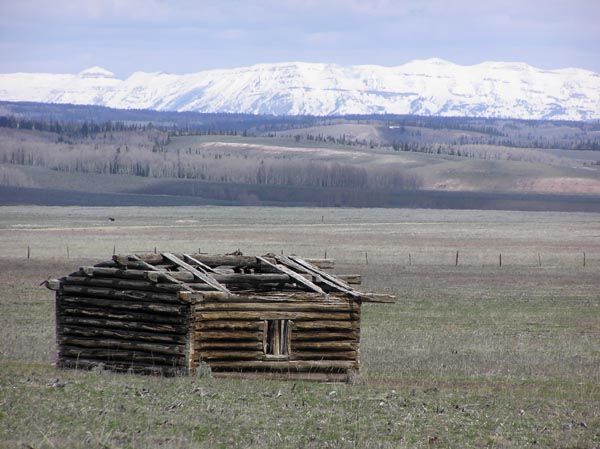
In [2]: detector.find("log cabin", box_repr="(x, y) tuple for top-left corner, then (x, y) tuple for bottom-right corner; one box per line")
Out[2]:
(44, 251), (391, 381)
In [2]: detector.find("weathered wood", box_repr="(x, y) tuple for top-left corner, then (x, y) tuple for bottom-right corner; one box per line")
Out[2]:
(194, 320), (263, 331)
(292, 321), (359, 330)
(58, 316), (188, 334)
(59, 358), (185, 376)
(62, 275), (186, 293)
(60, 325), (186, 344)
(195, 331), (261, 341)
(286, 255), (360, 297)
(210, 371), (349, 382)
(61, 347), (186, 366)
(198, 351), (263, 360)
(61, 283), (182, 303)
(196, 301), (358, 312)
(292, 331), (358, 341)
(60, 337), (185, 356)
(292, 351), (357, 360)
(194, 291), (348, 302)
(198, 341), (263, 350)
(182, 253), (216, 273)
(197, 311), (357, 321)
(292, 341), (358, 351)
(207, 360), (356, 371)
(58, 305), (187, 324)
(162, 252), (229, 293)
(115, 254), (193, 293)
(59, 295), (186, 315)
(257, 256), (325, 294)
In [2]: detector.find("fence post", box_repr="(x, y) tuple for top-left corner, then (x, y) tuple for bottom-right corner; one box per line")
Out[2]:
(455, 250), (459, 266)
(365, 251), (368, 265)
(583, 252), (586, 267)
(409, 253), (412, 266)
(538, 253), (541, 267)
(66, 246), (69, 259)
(499, 253), (502, 268)
(27, 246), (30, 260)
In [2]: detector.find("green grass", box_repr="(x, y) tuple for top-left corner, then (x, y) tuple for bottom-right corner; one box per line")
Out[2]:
(1, 207), (599, 448)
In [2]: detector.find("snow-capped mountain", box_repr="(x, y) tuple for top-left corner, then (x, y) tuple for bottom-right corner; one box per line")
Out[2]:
(1, 59), (599, 120)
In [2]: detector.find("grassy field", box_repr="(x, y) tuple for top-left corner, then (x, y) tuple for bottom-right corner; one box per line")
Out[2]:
(1, 206), (599, 448)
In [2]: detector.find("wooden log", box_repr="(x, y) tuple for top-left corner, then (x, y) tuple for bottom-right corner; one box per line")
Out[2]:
(197, 311), (357, 321)
(257, 256), (325, 294)
(292, 341), (358, 351)
(292, 331), (358, 341)
(287, 255), (360, 296)
(194, 321), (263, 331)
(61, 347), (186, 366)
(292, 351), (357, 360)
(58, 305), (187, 324)
(196, 301), (358, 312)
(210, 371), (348, 382)
(59, 295), (186, 315)
(59, 358), (185, 375)
(193, 291), (346, 303)
(61, 283), (182, 304)
(198, 351), (263, 360)
(162, 252), (229, 293)
(62, 276), (190, 294)
(58, 316), (188, 334)
(115, 254), (193, 293)
(195, 331), (261, 341)
(198, 341), (263, 350)
(293, 321), (359, 330)
(60, 325), (186, 344)
(60, 337), (185, 356)
(207, 360), (356, 371)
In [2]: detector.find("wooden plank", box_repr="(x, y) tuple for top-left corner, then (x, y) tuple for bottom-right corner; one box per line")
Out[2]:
(256, 256), (324, 294)
(289, 255), (354, 290)
(59, 295), (185, 315)
(162, 252), (229, 293)
(58, 316), (188, 334)
(182, 253), (216, 273)
(60, 325), (186, 344)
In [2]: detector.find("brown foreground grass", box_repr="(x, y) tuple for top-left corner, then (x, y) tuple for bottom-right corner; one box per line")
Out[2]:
(0, 206), (599, 448)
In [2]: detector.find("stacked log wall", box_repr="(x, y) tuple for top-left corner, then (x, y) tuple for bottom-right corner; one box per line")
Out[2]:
(55, 269), (190, 376)
(191, 294), (360, 381)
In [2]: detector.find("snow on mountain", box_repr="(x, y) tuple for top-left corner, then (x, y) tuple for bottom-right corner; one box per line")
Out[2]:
(0, 59), (598, 120)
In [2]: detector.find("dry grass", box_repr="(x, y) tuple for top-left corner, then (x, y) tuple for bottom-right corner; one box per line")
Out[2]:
(1, 206), (599, 448)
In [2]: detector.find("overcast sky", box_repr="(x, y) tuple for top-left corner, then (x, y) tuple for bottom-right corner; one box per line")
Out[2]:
(1, 0), (599, 76)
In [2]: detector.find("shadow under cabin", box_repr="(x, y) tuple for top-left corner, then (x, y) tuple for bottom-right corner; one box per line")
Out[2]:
(44, 251), (392, 381)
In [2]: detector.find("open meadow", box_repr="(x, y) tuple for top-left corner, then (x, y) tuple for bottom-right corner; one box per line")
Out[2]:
(1, 206), (599, 448)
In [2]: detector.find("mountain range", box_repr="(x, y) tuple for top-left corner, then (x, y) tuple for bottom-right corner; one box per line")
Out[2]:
(1, 59), (598, 120)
